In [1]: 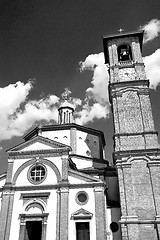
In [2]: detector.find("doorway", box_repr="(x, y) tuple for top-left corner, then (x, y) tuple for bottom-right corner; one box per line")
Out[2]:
(76, 222), (90, 240)
(25, 221), (42, 240)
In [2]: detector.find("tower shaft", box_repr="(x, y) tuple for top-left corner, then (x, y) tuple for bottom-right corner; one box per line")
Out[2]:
(103, 31), (160, 240)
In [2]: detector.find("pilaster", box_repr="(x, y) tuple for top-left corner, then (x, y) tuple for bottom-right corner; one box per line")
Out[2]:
(61, 156), (69, 181)
(94, 186), (107, 240)
(0, 187), (15, 240)
(70, 128), (77, 154)
(59, 186), (69, 240)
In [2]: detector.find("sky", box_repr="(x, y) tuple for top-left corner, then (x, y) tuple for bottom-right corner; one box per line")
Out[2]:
(0, 0), (160, 173)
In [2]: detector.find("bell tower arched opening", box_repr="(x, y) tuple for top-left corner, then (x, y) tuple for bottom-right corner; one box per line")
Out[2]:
(117, 44), (132, 62)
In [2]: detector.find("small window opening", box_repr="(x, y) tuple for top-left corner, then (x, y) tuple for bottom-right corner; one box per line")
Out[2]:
(110, 221), (119, 233)
(25, 221), (42, 240)
(30, 165), (45, 182)
(118, 44), (132, 62)
(76, 222), (90, 240)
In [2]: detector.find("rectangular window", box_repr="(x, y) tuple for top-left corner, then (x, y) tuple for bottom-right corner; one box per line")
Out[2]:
(24, 221), (42, 240)
(76, 222), (90, 240)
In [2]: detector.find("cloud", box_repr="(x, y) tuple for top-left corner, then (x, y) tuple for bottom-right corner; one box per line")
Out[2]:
(79, 52), (109, 103)
(144, 49), (160, 89)
(76, 52), (110, 125)
(75, 102), (109, 125)
(0, 81), (60, 141)
(140, 19), (160, 43)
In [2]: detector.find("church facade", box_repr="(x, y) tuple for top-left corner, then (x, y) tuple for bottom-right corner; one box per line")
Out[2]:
(0, 31), (159, 240)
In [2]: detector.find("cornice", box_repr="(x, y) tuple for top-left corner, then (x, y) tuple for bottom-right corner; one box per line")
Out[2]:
(109, 62), (145, 70)
(69, 169), (103, 183)
(2, 182), (106, 192)
(114, 131), (158, 138)
(109, 79), (149, 89)
(0, 172), (7, 180)
(7, 135), (71, 152)
(8, 149), (69, 159)
(23, 123), (106, 146)
(113, 148), (160, 161)
(70, 154), (108, 165)
(21, 192), (50, 199)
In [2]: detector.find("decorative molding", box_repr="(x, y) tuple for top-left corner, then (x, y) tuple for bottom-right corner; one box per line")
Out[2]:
(19, 213), (49, 223)
(21, 192), (50, 199)
(27, 163), (47, 185)
(114, 148), (160, 160)
(9, 151), (69, 159)
(70, 153), (108, 164)
(75, 191), (89, 206)
(23, 123), (105, 147)
(8, 135), (71, 152)
(109, 79), (149, 89)
(94, 186), (105, 192)
(0, 172), (7, 180)
(71, 208), (93, 220)
(114, 131), (158, 138)
(69, 169), (103, 183)
(12, 158), (61, 185)
(120, 218), (160, 224)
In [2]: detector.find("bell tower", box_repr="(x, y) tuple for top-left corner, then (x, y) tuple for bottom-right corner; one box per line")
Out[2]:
(103, 31), (160, 240)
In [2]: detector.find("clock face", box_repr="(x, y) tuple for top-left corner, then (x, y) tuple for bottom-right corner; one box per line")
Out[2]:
(119, 68), (135, 81)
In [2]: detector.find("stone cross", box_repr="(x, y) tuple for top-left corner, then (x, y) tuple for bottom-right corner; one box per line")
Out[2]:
(117, 28), (124, 34)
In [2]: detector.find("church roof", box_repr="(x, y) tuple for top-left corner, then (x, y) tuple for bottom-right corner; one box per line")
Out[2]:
(23, 123), (106, 146)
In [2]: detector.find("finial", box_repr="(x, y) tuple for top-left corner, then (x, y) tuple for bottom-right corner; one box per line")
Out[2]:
(38, 124), (42, 136)
(117, 28), (124, 34)
(62, 88), (72, 101)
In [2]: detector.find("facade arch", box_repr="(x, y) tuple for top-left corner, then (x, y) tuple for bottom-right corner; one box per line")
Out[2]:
(12, 158), (61, 185)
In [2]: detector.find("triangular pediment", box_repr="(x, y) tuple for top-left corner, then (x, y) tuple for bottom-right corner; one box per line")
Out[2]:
(68, 169), (103, 183)
(71, 208), (93, 220)
(7, 135), (71, 153)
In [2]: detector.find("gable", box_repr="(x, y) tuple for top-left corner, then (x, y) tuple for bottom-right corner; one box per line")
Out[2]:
(7, 135), (71, 153)
(71, 208), (93, 220)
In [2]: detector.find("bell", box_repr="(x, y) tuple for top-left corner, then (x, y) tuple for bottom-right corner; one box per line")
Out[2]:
(122, 49), (128, 56)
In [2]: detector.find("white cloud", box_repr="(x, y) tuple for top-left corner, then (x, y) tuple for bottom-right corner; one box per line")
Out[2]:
(144, 49), (160, 89)
(75, 102), (109, 125)
(0, 81), (60, 141)
(140, 19), (160, 43)
(76, 52), (110, 125)
(80, 52), (109, 103)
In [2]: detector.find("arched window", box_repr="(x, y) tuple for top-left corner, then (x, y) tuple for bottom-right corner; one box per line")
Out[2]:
(118, 44), (132, 62)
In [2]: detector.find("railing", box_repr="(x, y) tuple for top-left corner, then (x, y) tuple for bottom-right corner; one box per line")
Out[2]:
(119, 60), (133, 67)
